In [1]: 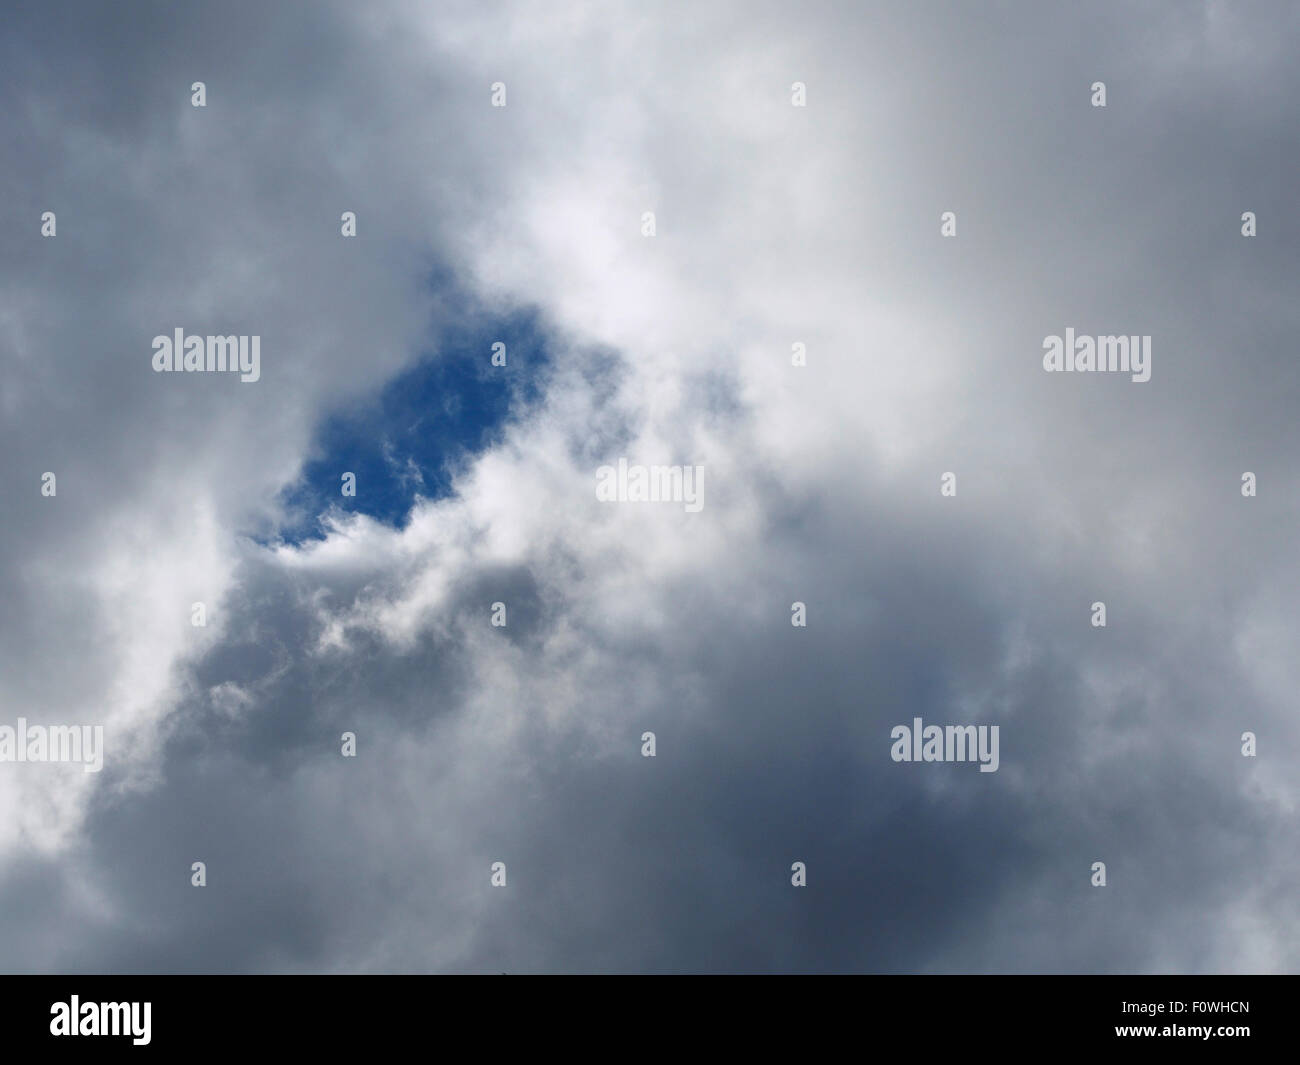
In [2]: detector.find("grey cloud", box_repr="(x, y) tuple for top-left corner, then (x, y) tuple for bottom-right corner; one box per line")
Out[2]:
(0, 0), (1296, 974)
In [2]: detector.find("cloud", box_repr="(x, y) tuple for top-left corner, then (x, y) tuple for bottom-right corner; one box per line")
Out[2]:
(0, 0), (1296, 972)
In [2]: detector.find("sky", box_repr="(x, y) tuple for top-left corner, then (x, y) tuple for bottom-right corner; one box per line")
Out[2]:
(0, 0), (1297, 973)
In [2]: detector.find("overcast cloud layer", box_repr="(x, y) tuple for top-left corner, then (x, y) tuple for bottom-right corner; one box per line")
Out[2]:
(1, 0), (1297, 973)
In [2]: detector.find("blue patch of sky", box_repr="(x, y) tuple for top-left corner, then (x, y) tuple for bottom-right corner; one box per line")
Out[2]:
(267, 301), (552, 545)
